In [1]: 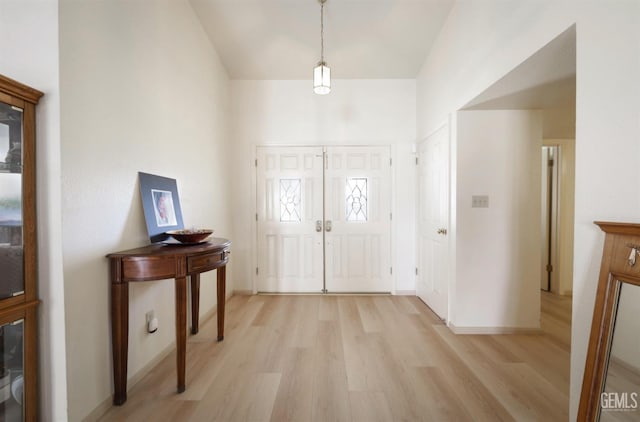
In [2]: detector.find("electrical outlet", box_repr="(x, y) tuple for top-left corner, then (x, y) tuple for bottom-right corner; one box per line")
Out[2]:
(472, 195), (489, 208)
(146, 310), (158, 333)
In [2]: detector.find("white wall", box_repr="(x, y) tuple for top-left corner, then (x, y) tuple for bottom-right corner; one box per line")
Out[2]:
(417, 0), (640, 418)
(230, 79), (416, 293)
(453, 110), (542, 329)
(0, 0), (67, 420)
(59, 0), (232, 419)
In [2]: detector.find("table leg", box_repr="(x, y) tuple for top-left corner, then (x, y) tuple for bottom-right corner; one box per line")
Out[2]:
(217, 265), (226, 341)
(175, 276), (187, 393)
(190, 273), (200, 335)
(111, 282), (129, 405)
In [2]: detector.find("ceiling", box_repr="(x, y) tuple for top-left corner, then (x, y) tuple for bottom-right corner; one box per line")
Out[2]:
(189, 0), (456, 80)
(463, 26), (576, 110)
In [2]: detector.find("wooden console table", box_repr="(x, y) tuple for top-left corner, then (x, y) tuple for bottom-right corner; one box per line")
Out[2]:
(107, 238), (231, 405)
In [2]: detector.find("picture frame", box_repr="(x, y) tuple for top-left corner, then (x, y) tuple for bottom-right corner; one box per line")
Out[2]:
(138, 172), (184, 243)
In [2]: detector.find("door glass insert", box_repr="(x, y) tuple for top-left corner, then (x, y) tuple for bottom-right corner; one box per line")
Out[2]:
(346, 177), (368, 222)
(280, 178), (301, 222)
(0, 102), (24, 299)
(0, 319), (24, 421)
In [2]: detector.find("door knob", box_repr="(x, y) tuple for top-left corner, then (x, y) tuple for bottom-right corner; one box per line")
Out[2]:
(437, 228), (448, 235)
(316, 220), (323, 232)
(325, 220), (332, 232)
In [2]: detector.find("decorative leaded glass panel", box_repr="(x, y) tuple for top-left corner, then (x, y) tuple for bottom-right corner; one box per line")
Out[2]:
(346, 178), (368, 221)
(280, 179), (301, 222)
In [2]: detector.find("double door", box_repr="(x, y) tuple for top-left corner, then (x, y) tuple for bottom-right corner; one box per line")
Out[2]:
(256, 146), (391, 293)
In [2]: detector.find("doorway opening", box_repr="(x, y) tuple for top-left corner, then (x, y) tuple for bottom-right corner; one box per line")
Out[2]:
(458, 25), (576, 340)
(541, 141), (575, 296)
(541, 145), (558, 292)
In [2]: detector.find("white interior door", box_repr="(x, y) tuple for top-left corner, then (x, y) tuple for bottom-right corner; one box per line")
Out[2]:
(256, 145), (392, 293)
(324, 146), (392, 292)
(256, 146), (324, 292)
(417, 125), (449, 320)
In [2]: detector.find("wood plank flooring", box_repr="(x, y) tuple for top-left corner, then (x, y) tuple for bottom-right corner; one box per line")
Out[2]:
(98, 292), (571, 421)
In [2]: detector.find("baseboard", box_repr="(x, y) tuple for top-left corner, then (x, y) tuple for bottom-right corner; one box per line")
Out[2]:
(257, 291), (392, 296)
(82, 396), (113, 422)
(84, 294), (234, 421)
(82, 339), (176, 422)
(448, 323), (542, 335)
(83, 393), (112, 422)
(251, 290), (410, 296)
(232, 289), (253, 295)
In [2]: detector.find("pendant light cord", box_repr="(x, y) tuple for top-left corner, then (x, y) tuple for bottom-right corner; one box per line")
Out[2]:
(320, 0), (325, 63)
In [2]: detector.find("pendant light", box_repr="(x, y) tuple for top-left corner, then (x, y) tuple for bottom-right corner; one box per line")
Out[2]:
(313, 0), (331, 95)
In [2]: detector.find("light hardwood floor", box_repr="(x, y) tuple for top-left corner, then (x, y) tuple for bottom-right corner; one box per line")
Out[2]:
(98, 292), (571, 421)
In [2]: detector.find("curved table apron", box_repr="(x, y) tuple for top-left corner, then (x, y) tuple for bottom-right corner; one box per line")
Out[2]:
(107, 238), (231, 405)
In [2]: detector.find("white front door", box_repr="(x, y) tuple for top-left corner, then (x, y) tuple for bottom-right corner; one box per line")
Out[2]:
(324, 146), (392, 292)
(256, 145), (392, 293)
(416, 124), (450, 320)
(256, 146), (324, 292)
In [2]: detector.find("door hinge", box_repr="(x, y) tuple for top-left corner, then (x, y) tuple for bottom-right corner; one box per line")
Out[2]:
(256, 213), (258, 221)
(390, 158), (392, 166)
(256, 267), (259, 275)
(546, 264), (553, 272)
(255, 159), (258, 167)
(390, 267), (393, 275)
(390, 213), (393, 221)
(415, 267), (418, 275)
(415, 157), (419, 165)
(548, 159), (554, 167)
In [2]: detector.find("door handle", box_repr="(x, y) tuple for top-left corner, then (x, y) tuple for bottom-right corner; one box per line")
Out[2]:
(437, 228), (448, 235)
(325, 220), (332, 232)
(316, 220), (323, 232)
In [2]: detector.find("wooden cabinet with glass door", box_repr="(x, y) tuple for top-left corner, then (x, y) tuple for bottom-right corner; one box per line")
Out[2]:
(0, 74), (42, 421)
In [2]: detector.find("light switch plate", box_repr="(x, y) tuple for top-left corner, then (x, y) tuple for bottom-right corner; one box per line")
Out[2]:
(472, 195), (489, 208)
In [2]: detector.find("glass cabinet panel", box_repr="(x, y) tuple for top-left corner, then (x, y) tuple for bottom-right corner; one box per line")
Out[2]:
(0, 101), (24, 300)
(0, 74), (42, 421)
(0, 319), (24, 421)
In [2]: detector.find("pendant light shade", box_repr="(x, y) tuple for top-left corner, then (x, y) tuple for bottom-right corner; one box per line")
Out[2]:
(314, 0), (330, 95)
(314, 61), (331, 95)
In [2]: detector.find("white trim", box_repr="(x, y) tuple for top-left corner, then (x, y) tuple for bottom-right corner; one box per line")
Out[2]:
(448, 323), (542, 335)
(448, 112), (457, 327)
(395, 290), (416, 296)
(83, 337), (176, 421)
(390, 142), (397, 295)
(83, 297), (231, 421)
(251, 146), (258, 294)
(232, 289), (253, 296)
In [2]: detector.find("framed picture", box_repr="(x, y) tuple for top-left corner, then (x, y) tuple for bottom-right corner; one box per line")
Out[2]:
(138, 172), (184, 243)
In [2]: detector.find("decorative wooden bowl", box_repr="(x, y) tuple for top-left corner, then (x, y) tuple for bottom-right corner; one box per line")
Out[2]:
(165, 229), (213, 243)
